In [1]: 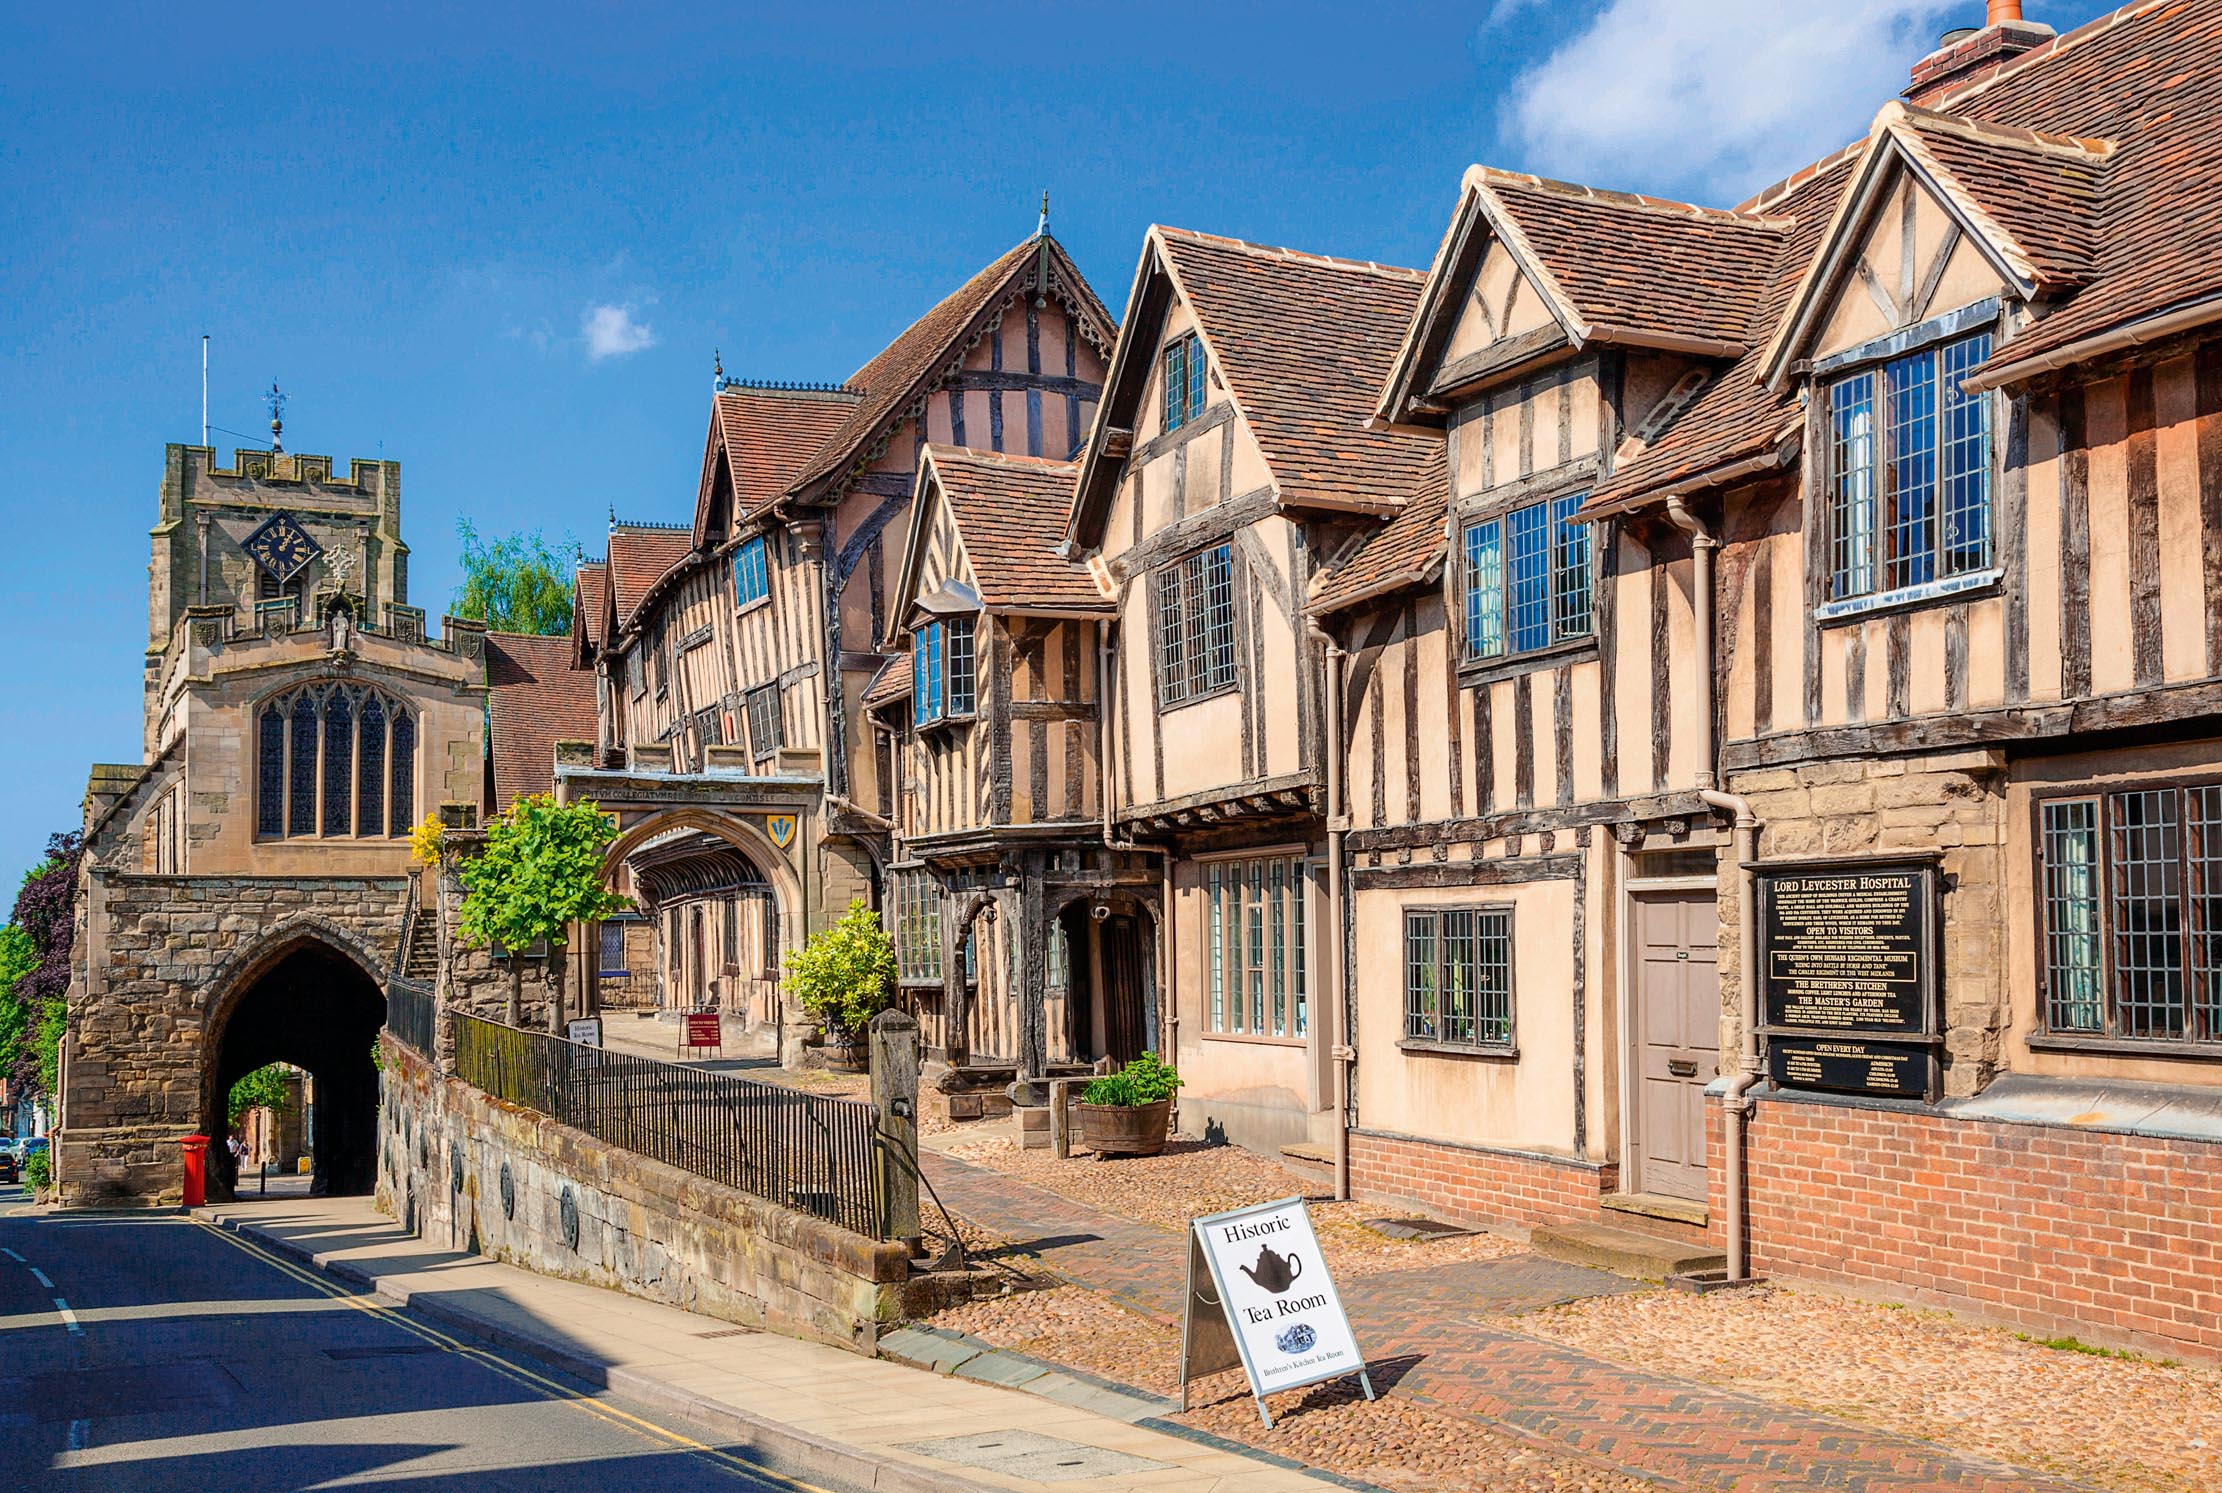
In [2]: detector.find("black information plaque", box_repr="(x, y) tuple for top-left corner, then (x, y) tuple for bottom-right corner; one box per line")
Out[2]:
(1766, 1038), (1935, 1100)
(1758, 860), (1938, 1041)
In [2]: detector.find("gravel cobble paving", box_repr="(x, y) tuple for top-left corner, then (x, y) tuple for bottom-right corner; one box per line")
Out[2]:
(931, 1286), (1657, 1493)
(1515, 1282), (2222, 1493)
(938, 1135), (1525, 1276)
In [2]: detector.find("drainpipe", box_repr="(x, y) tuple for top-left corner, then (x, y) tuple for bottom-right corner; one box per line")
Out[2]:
(1313, 628), (1353, 1202)
(1661, 495), (1762, 1282)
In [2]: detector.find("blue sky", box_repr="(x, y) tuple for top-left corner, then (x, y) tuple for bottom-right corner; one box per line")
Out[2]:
(0, 0), (2111, 889)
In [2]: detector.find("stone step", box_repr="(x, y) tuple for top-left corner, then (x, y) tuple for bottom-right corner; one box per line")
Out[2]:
(1529, 1220), (1725, 1282)
(1279, 1142), (1334, 1190)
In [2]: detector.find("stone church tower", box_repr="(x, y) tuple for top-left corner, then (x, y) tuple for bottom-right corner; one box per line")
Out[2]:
(59, 443), (487, 1206)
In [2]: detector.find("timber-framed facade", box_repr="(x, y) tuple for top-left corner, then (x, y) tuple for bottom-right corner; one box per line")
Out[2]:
(463, 0), (2222, 1360)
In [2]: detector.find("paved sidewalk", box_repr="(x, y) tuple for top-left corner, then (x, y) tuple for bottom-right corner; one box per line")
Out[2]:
(203, 1193), (1349, 1493)
(923, 1152), (2093, 1493)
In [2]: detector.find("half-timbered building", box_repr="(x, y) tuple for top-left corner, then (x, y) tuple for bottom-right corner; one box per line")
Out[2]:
(866, 446), (1152, 1107)
(550, 232), (1116, 1032)
(1310, 0), (2222, 1359)
(1064, 227), (1439, 1155)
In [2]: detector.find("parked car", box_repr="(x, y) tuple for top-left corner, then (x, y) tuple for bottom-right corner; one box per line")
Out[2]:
(0, 1151), (17, 1184)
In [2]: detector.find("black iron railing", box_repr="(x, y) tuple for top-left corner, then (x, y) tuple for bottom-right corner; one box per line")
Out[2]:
(386, 978), (436, 1056)
(451, 1013), (886, 1238)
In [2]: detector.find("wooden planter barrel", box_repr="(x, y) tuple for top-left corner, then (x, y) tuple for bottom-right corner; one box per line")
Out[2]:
(1076, 1098), (1172, 1157)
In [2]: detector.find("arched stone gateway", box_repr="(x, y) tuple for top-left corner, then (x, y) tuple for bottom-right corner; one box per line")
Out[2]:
(55, 868), (410, 1208)
(199, 925), (388, 1199)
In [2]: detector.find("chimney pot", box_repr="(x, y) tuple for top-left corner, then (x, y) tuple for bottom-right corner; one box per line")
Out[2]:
(1988, 0), (2022, 22)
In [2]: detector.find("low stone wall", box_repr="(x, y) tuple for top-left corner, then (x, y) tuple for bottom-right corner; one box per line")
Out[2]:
(377, 1039), (910, 1352)
(1713, 1090), (2222, 1362)
(1349, 1127), (1619, 1229)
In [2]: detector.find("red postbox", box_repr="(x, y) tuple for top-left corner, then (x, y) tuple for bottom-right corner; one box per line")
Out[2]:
(180, 1134), (209, 1208)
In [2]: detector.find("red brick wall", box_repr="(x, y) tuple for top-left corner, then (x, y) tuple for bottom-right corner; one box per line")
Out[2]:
(1349, 1128), (1614, 1228)
(1716, 1093), (2222, 1360)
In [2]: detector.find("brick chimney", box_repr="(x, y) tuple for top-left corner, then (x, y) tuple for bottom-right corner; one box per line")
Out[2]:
(1905, 2), (2055, 106)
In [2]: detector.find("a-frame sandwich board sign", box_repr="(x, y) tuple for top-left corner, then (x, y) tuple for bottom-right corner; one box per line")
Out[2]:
(1180, 1195), (1374, 1428)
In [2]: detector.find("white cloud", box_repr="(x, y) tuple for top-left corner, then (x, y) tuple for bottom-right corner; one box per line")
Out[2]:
(580, 302), (657, 361)
(1492, 0), (1960, 202)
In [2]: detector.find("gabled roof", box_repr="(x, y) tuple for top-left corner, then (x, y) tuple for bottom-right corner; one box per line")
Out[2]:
(1379, 169), (1787, 422)
(1582, 154), (1857, 518)
(783, 234), (1116, 503)
(692, 383), (862, 544)
(571, 561), (608, 668)
(486, 631), (599, 811)
(1069, 227), (1437, 548)
(1596, 0), (2222, 510)
(896, 446), (1106, 621)
(860, 651), (912, 712)
(607, 524), (694, 631)
(1306, 452), (1451, 616)
(1761, 101), (2111, 388)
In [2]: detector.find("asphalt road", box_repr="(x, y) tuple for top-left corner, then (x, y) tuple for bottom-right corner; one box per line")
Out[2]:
(0, 1183), (855, 1491)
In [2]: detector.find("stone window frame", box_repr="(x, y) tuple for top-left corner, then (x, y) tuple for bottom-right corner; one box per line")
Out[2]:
(2030, 774), (2222, 1055)
(255, 680), (416, 842)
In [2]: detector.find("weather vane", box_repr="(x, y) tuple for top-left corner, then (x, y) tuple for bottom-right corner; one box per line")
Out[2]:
(266, 380), (288, 454)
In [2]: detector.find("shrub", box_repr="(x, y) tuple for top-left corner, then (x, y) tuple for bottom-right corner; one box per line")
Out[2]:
(783, 900), (896, 1041)
(1080, 1052), (1182, 1108)
(22, 1148), (49, 1192)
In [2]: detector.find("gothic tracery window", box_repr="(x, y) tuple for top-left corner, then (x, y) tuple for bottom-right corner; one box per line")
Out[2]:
(256, 683), (417, 840)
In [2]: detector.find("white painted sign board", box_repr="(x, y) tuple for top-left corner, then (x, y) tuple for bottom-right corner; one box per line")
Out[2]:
(1181, 1196), (1373, 1427)
(566, 1017), (604, 1049)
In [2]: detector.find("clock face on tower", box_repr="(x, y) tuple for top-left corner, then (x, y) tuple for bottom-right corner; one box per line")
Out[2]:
(243, 513), (321, 583)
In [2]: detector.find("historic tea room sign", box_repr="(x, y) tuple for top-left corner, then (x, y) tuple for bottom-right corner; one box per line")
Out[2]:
(1181, 1197), (1372, 1427)
(1758, 857), (1940, 1099)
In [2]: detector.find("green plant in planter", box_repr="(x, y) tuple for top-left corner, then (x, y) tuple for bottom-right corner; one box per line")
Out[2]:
(783, 899), (897, 1043)
(1081, 1052), (1182, 1107)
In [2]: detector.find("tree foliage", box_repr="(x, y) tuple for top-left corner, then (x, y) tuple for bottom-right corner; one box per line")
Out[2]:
(6, 832), (82, 1099)
(450, 520), (576, 637)
(227, 1064), (295, 1124)
(456, 795), (627, 956)
(783, 900), (896, 1041)
(0, 924), (36, 1099)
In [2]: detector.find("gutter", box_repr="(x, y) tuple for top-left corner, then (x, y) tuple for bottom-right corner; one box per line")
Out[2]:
(1660, 496), (1763, 1283)
(1963, 290), (2222, 392)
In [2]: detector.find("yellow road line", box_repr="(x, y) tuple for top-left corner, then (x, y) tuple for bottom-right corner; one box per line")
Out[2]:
(194, 1218), (843, 1492)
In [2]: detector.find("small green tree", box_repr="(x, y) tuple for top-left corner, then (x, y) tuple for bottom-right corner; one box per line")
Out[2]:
(227, 1064), (295, 1125)
(783, 900), (897, 1043)
(450, 520), (576, 636)
(456, 794), (627, 1031)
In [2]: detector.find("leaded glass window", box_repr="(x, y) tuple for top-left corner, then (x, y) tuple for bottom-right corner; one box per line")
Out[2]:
(257, 683), (415, 840)
(1205, 855), (1306, 1037)
(733, 536), (769, 609)
(892, 869), (943, 984)
(911, 617), (976, 726)
(1463, 492), (1591, 661)
(746, 685), (781, 762)
(1404, 906), (1513, 1048)
(1826, 330), (1993, 601)
(1162, 332), (1206, 433)
(1154, 544), (1236, 706)
(2038, 780), (2222, 1046)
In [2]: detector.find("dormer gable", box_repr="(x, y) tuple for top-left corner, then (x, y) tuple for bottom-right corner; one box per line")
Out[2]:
(1761, 101), (2111, 391)
(893, 445), (1100, 639)
(1380, 167), (1785, 424)
(1068, 225), (1432, 552)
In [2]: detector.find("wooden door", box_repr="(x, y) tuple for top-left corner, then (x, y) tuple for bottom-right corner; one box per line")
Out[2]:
(1101, 915), (1147, 1065)
(1630, 892), (1720, 1201)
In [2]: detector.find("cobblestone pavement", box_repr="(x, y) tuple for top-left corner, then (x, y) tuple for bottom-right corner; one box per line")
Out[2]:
(922, 1151), (2090, 1493)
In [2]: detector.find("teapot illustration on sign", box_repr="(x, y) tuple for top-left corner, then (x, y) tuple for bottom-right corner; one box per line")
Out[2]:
(1240, 1243), (1304, 1294)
